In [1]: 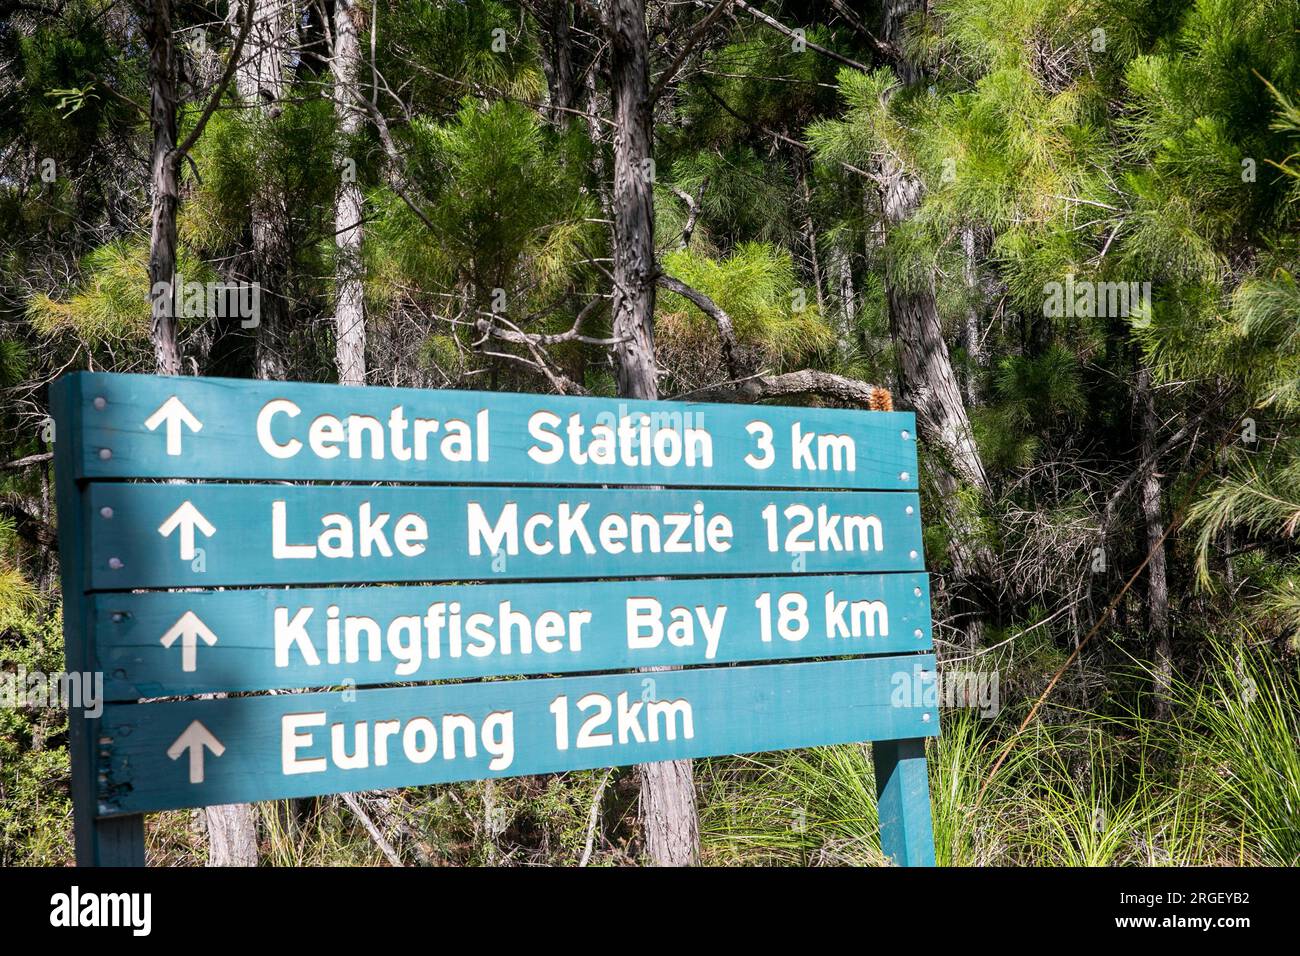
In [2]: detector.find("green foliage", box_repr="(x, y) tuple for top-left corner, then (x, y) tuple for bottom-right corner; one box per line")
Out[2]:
(994, 345), (1086, 430)
(699, 747), (884, 866)
(0, 610), (72, 866)
(676, 28), (845, 143)
(666, 148), (796, 248)
(369, 100), (597, 307)
(1010, 727), (1194, 865)
(1189, 441), (1300, 588)
(27, 241), (212, 344)
(658, 243), (834, 367)
(184, 97), (339, 267)
(0, 339), (31, 389)
(377, 0), (544, 117)
(13, 6), (136, 167)
(1170, 638), (1300, 864)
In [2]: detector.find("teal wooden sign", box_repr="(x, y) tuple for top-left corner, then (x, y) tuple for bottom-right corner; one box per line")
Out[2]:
(52, 372), (940, 868)
(96, 657), (937, 816)
(63, 372), (918, 489)
(94, 573), (934, 697)
(80, 485), (924, 588)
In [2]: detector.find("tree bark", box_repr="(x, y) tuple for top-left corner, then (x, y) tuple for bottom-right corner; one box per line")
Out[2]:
(830, 241), (855, 358)
(794, 150), (826, 317)
(231, 0), (297, 381)
(606, 0), (700, 866)
(332, 0), (367, 386)
(143, 0), (182, 375)
(960, 225), (982, 406)
(204, 803), (260, 866)
(880, 0), (993, 648)
(1137, 367), (1172, 713)
(539, 0), (576, 130)
(608, 0), (658, 399)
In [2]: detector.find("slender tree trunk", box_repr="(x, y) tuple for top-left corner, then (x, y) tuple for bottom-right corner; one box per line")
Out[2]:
(606, 0), (699, 866)
(231, 0), (296, 380)
(332, 0), (367, 386)
(1137, 367), (1172, 713)
(539, 0), (576, 130)
(143, 0), (182, 375)
(880, 0), (993, 648)
(795, 151), (826, 316)
(608, 0), (658, 400)
(961, 225), (982, 406)
(582, 20), (612, 223)
(830, 242), (855, 359)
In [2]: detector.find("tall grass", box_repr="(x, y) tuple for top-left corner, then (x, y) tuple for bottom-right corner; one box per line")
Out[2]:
(700, 641), (1299, 866)
(1171, 639), (1300, 865)
(1005, 725), (1214, 866)
(699, 746), (885, 865)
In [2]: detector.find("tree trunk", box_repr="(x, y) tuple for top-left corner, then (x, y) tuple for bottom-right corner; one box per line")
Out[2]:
(882, 176), (988, 495)
(539, 0), (576, 130)
(880, 0), (993, 648)
(332, 0), (367, 386)
(830, 241), (855, 359)
(607, 0), (658, 400)
(1137, 367), (1172, 713)
(795, 150), (826, 317)
(231, 0), (296, 381)
(961, 225), (982, 406)
(606, 0), (699, 866)
(143, 0), (182, 376)
(205, 803), (260, 867)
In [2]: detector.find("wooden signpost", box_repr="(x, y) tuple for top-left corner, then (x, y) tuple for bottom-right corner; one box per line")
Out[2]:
(52, 372), (940, 867)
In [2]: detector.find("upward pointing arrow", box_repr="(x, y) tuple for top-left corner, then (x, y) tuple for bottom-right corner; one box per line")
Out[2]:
(160, 611), (219, 673)
(144, 396), (203, 456)
(158, 501), (216, 561)
(167, 720), (225, 784)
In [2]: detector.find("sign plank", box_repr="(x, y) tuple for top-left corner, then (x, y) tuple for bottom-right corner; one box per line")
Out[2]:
(83, 484), (925, 590)
(95, 656), (939, 816)
(93, 573), (933, 699)
(59, 371), (918, 489)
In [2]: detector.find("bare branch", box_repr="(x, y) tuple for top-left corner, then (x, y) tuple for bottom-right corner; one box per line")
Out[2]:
(339, 792), (404, 867)
(0, 451), (53, 473)
(670, 181), (707, 249)
(726, 0), (871, 73)
(656, 271), (893, 410)
(649, 0), (734, 104)
(177, 0), (256, 156)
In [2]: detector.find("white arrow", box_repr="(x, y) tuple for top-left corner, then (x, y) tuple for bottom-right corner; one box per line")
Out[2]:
(167, 720), (225, 784)
(157, 501), (216, 560)
(159, 611), (219, 673)
(144, 396), (203, 456)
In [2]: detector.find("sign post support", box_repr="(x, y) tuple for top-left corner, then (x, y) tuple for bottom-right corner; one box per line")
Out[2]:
(872, 737), (936, 866)
(51, 376), (145, 866)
